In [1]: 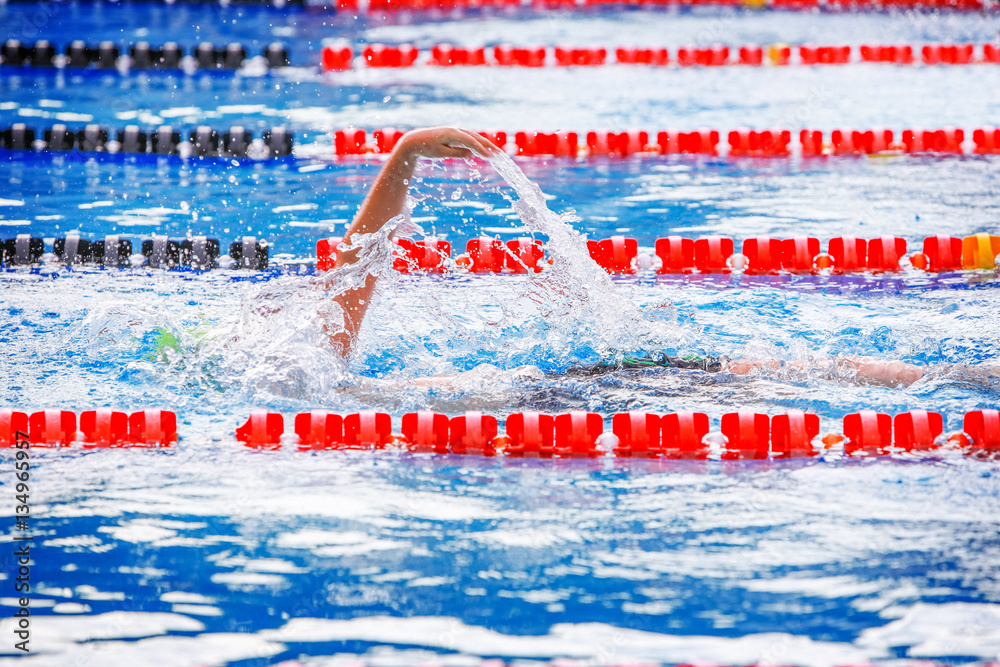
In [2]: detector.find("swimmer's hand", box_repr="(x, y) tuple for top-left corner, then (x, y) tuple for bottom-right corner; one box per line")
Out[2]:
(393, 127), (499, 162)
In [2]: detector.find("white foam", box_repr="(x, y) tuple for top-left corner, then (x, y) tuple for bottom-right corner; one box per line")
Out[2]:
(260, 616), (871, 666)
(857, 602), (1000, 658)
(98, 524), (178, 544)
(210, 572), (288, 587)
(0, 631), (281, 665)
(0, 611), (203, 649)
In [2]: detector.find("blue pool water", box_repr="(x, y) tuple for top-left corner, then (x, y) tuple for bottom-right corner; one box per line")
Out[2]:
(2, 3), (1000, 666)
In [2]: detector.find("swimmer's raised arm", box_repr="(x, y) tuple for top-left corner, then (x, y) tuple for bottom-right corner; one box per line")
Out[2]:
(329, 127), (497, 353)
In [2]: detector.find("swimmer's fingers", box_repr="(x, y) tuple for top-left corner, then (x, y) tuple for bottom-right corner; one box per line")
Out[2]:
(435, 127), (498, 158)
(465, 129), (502, 157)
(436, 144), (477, 159)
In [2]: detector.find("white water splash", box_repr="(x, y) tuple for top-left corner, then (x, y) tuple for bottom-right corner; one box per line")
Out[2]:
(71, 154), (694, 407)
(486, 151), (691, 361)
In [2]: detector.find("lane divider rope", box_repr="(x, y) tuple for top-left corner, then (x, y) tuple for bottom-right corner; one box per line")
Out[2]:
(323, 42), (1000, 69)
(0, 0), (984, 11)
(356, 0), (989, 11)
(332, 127), (999, 157)
(3, 39), (998, 75)
(0, 39), (289, 71)
(7, 124), (996, 159)
(4, 407), (997, 456)
(1, 234), (269, 270)
(0, 123), (292, 158)
(4, 232), (999, 275)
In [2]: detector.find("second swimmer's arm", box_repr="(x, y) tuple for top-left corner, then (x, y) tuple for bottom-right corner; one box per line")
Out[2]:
(722, 355), (925, 387)
(329, 127), (497, 354)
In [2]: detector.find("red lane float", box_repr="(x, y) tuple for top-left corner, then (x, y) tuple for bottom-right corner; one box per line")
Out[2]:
(14, 408), (993, 459)
(587, 130), (650, 157)
(506, 411), (556, 458)
(329, 42), (1000, 69)
(554, 47), (607, 66)
(79, 409), (128, 447)
(394, 238), (451, 273)
(918, 235), (962, 272)
(800, 45), (850, 65)
(866, 236), (907, 272)
(973, 127), (1000, 154)
(656, 129), (720, 155)
(321, 45), (353, 71)
(616, 47), (669, 65)
(860, 44), (913, 64)
(466, 237), (505, 273)
(335, 129), (368, 156)
(0, 409), (176, 447)
(515, 131), (579, 157)
(506, 237), (545, 273)
(129, 410), (177, 446)
(742, 237), (783, 274)
(800, 129), (824, 156)
(295, 411), (344, 450)
(326, 233), (995, 276)
(828, 236), (867, 273)
(330, 125), (988, 159)
(922, 44), (975, 65)
(964, 409), (1000, 452)
(612, 412), (662, 458)
(662, 411), (710, 459)
(843, 410), (892, 456)
(28, 409), (76, 447)
(588, 236), (638, 274)
(494, 45), (546, 67)
(554, 411), (603, 457)
(362, 44), (419, 68)
(236, 411), (284, 449)
(479, 131), (508, 151)
(353, 0), (985, 12)
(738, 46), (763, 65)
(343, 410), (392, 449)
(771, 410), (820, 458)
(694, 236), (734, 273)
(1, 409), (29, 446)
(676, 45), (729, 67)
(781, 237), (821, 273)
(402, 411), (450, 453)
(450, 411), (499, 456)
(316, 237), (342, 272)
(728, 129), (792, 157)
(374, 128), (404, 153)
(831, 128), (894, 154)
(894, 409), (944, 450)
(902, 128), (964, 154)
(655, 236), (695, 274)
(430, 45), (487, 66)
(720, 411), (770, 460)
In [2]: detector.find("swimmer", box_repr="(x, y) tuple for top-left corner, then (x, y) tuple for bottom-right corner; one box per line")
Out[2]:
(324, 126), (980, 390)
